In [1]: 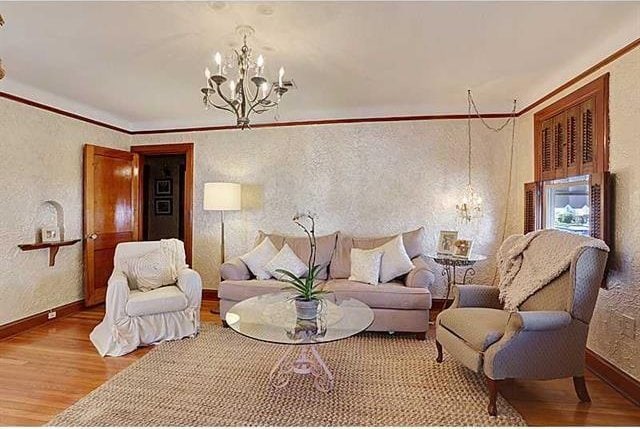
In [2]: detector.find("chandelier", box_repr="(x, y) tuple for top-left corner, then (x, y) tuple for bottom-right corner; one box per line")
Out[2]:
(200, 26), (289, 129)
(456, 90), (517, 223)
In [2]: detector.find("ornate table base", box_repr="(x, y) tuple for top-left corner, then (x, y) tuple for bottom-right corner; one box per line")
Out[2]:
(269, 345), (334, 392)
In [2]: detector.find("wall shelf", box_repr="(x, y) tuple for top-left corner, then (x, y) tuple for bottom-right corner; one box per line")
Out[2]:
(18, 239), (81, 266)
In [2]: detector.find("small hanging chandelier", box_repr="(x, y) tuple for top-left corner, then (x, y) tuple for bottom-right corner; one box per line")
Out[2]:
(200, 26), (290, 129)
(456, 90), (517, 223)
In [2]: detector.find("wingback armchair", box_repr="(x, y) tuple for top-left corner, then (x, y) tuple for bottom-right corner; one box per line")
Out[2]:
(90, 240), (202, 357)
(435, 234), (608, 416)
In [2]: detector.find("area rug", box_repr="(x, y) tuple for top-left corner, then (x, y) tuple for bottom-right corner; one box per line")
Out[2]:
(48, 324), (526, 426)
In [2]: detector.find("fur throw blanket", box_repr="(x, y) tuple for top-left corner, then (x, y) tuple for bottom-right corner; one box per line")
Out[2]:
(497, 230), (609, 311)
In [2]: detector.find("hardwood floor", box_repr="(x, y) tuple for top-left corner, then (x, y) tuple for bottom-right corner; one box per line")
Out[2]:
(1, 301), (638, 426)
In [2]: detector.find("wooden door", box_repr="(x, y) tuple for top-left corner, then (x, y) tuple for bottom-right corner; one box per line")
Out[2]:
(83, 145), (139, 306)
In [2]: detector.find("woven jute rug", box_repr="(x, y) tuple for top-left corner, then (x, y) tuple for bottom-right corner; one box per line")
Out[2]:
(49, 324), (526, 426)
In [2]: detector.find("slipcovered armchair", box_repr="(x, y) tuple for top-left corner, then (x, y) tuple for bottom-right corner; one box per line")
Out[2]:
(90, 240), (202, 357)
(435, 234), (608, 416)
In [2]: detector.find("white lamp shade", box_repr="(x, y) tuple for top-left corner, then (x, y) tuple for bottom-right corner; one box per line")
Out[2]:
(203, 182), (241, 211)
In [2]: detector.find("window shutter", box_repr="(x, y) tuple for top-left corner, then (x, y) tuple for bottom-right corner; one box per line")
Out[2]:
(566, 106), (580, 176)
(581, 97), (595, 172)
(524, 181), (541, 234)
(540, 120), (553, 180)
(588, 172), (610, 244)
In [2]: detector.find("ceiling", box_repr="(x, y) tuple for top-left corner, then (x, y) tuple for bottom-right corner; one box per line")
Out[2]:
(1, 1), (639, 131)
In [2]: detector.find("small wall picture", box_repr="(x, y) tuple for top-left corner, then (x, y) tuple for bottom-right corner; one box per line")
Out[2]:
(437, 230), (458, 254)
(155, 179), (172, 196)
(41, 226), (60, 243)
(453, 239), (473, 259)
(155, 199), (172, 216)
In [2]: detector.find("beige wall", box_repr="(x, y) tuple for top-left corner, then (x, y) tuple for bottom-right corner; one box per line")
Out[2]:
(0, 98), (131, 325)
(507, 47), (640, 380)
(134, 119), (515, 296)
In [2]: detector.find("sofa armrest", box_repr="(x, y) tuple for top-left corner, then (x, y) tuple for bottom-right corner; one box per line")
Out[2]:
(507, 310), (572, 332)
(220, 257), (251, 281)
(405, 256), (436, 288)
(177, 268), (203, 308)
(451, 285), (502, 309)
(105, 271), (130, 323)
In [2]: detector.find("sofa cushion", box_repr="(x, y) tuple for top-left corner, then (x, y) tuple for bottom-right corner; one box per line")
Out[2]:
(218, 279), (289, 302)
(376, 235), (415, 283)
(126, 285), (188, 317)
(325, 279), (431, 310)
(438, 308), (510, 351)
(264, 244), (308, 280)
(256, 231), (338, 280)
(330, 227), (427, 279)
(348, 248), (384, 286)
(240, 237), (279, 280)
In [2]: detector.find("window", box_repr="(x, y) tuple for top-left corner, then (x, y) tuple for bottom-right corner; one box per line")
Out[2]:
(543, 176), (590, 236)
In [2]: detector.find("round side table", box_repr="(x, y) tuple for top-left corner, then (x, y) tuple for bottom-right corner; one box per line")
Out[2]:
(427, 253), (487, 313)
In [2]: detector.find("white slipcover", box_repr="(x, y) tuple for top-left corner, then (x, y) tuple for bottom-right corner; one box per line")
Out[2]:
(90, 240), (202, 357)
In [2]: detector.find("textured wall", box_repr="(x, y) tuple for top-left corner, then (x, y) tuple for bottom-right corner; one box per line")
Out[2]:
(0, 98), (131, 325)
(507, 47), (640, 380)
(134, 119), (514, 296)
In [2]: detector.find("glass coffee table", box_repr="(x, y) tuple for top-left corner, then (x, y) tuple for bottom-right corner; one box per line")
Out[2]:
(225, 292), (374, 392)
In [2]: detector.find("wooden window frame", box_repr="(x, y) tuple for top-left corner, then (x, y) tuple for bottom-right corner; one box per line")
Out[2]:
(534, 73), (609, 181)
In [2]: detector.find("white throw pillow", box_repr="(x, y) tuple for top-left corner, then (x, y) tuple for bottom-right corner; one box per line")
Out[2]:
(240, 237), (279, 280)
(265, 244), (309, 281)
(375, 235), (415, 283)
(349, 248), (384, 286)
(126, 248), (175, 292)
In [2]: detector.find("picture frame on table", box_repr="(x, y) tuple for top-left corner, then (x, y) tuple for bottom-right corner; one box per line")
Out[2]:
(437, 230), (458, 254)
(452, 239), (473, 259)
(155, 198), (172, 215)
(155, 179), (172, 196)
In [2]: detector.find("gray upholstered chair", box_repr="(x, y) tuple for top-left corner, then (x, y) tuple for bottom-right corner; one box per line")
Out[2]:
(435, 234), (608, 416)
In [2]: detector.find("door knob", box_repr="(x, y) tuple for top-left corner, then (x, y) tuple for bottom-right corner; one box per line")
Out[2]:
(88, 233), (98, 240)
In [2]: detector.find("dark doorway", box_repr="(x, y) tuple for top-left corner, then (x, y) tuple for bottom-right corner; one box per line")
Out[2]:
(131, 143), (194, 265)
(142, 154), (186, 242)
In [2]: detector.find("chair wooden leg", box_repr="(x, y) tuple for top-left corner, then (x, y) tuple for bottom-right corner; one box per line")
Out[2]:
(416, 331), (426, 340)
(486, 376), (499, 416)
(435, 340), (443, 363)
(573, 376), (591, 402)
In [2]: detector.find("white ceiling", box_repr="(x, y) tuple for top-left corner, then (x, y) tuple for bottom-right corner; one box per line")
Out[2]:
(1, 1), (639, 131)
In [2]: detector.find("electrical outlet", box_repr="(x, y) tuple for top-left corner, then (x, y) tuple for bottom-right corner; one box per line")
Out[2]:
(47, 310), (56, 320)
(621, 314), (636, 339)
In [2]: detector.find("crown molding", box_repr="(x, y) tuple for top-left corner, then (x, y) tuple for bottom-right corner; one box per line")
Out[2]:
(1, 37), (638, 135)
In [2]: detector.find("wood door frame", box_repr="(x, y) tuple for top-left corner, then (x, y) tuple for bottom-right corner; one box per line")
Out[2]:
(131, 143), (194, 265)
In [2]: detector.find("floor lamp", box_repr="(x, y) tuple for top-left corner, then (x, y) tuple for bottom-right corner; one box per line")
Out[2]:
(204, 182), (241, 265)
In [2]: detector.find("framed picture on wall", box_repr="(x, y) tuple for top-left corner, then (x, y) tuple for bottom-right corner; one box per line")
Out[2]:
(155, 198), (172, 215)
(155, 179), (172, 196)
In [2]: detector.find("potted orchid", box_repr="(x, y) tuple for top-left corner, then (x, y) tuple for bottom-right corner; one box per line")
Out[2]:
(276, 212), (327, 320)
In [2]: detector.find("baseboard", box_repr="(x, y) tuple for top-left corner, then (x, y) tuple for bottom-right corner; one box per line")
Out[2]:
(202, 289), (219, 301)
(586, 348), (640, 406)
(0, 300), (85, 340)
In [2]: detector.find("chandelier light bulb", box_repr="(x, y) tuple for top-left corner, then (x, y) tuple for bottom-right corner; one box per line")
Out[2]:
(256, 54), (264, 75)
(214, 52), (222, 74)
(278, 67), (285, 87)
(229, 80), (236, 100)
(204, 67), (211, 79)
(261, 82), (268, 98)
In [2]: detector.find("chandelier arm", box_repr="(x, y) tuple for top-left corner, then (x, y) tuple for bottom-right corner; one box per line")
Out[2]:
(247, 85), (278, 117)
(205, 97), (237, 114)
(213, 83), (241, 117)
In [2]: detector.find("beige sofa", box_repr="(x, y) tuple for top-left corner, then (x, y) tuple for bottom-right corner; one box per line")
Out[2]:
(218, 227), (434, 339)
